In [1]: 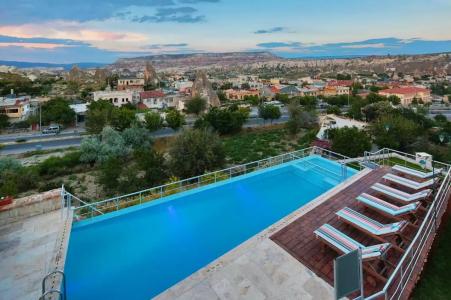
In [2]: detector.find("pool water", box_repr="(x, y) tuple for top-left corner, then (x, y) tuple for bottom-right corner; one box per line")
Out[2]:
(65, 155), (357, 299)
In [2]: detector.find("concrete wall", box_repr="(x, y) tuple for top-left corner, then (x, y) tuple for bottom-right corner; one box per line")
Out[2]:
(0, 189), (62, 226)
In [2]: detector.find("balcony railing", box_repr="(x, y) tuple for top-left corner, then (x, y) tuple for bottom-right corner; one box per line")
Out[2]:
(62, 146), (361, 222)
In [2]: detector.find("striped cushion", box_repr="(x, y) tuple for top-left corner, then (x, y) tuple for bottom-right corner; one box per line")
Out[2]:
(314, 224), (390, 260)
(393, 165), (440, 179)
(337, 207), (407, 235)
(383, 174), (435, 190)
(357, 193), (420, 216)
(371, 183), (430, 202)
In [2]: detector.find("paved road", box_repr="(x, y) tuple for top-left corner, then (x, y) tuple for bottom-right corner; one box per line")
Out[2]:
(0, 129), (86, 143)
(0, 116), (290, 155)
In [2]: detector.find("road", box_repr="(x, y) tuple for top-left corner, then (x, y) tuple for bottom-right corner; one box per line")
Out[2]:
(0, 115), (290, 155)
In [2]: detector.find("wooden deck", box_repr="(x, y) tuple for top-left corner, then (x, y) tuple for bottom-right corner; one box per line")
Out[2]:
(271, 167), (428, 298)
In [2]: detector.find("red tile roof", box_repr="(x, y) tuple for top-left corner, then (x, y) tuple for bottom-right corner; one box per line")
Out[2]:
(327, 80), (353, 87)
(379, 87), (429, 95)
(137, 102), (148, 110)
(140, 91), (165, 99)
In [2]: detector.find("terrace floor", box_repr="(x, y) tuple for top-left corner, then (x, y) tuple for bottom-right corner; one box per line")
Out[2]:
(0, 210), (71, 299)
(271, 167), (431, 298)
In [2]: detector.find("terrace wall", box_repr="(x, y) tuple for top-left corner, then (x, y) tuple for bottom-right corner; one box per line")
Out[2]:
(0, 189), (62, 226)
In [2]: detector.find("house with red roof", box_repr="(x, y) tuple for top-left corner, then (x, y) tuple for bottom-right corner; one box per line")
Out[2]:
(379, 86), (431, 106)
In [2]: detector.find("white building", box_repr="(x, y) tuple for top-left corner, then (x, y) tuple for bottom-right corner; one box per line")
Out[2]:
(92, 90), (139, 107)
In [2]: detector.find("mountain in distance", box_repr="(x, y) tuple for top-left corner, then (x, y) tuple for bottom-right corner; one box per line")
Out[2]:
(0, 60), (106, 70)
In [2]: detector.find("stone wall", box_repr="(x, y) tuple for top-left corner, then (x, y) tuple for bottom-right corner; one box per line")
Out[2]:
(0, 189), (62, 226)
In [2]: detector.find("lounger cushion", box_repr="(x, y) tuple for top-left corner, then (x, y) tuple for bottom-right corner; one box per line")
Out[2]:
(314, 224), (390, 260)
(371, 183), (431, 202)
(337, 207), (407, 235)
(357, 193), (420, 216)
(383, 173), (436, 190)
(393, 165), (441, 178)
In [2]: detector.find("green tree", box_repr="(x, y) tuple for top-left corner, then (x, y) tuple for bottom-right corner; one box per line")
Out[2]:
(110, 107), (136, 131)
(169, 129), (225, 178)
(326, 105), (341, 115)
(134, 149), (168, 187)
(97, 157), (122, 194)
(0, 114), (9, 130)
(327, 127), (371, 157)
(0, 157), (37, 197)
(259, 104), (281, 124)
(41, 97), (76, 126)
(86, 100), (114, 134)
(286, 101), (303, 135)
(122, 126), (152, 150)
(387, 95), (401, 105)
(371, 115), (420, 151)
(144, 111), (163, 132)
(165, 110), (185, 130)
(185, 96), (207, 115)
(434, 114), (447, 125)
(203, 107), (248, 134)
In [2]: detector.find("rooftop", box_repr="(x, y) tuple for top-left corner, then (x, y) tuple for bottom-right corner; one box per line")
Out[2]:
(379, 86), (429, 95)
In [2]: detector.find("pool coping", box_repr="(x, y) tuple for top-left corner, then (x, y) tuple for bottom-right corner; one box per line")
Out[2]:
(155, 167), (372, 299)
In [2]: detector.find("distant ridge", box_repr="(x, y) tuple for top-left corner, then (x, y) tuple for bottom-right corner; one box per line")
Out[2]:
(0, 60), (106, 70)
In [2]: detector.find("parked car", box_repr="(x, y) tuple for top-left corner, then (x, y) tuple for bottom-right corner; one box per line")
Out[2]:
(42, 125), (61, 134)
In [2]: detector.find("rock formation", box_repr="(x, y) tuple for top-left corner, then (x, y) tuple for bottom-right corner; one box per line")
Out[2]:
(191, 70), (220, 107)
(144, 62), (159, 85)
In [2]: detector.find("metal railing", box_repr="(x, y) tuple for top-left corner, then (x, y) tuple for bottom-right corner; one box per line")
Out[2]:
(359, 149), (451, 300)
(67, 146), (363, 221)
(41, 270), (66, 300)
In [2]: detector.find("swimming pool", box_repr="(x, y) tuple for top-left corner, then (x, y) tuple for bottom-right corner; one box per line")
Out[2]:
(65, 155), (358, 299)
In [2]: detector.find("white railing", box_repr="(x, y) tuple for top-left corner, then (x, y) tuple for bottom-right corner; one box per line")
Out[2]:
(363, 160), (451, 299)
(68, 146), (363, 221)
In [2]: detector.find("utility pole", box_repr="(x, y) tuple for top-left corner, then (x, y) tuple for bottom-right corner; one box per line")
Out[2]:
(39, 102), (42, 131)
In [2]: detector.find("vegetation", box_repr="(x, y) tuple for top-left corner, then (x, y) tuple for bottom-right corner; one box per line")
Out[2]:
(0, 114), (9, 130)
(39, 97), (76, 126)
(165, 110), (185, 130)
(201, 107), (248, 135)
(169, 129), (225, 178)
(259, 104), (281, 124)
(327, 127), (372, 157)
(185, 96), (207, 115)
(144, 111), (163, 132)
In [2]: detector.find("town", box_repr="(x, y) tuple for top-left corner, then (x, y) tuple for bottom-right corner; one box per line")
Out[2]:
(0, 1), (450, 299)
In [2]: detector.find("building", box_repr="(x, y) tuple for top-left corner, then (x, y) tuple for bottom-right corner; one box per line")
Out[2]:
(279, 85), (302, 97)
(379, 86), (431, 106)
(322, 80), (352, 97)
(139, 91), (178, 109)
(224, 89), (260, 101)
(117, 77), (145, 91)
(0, 96), (31, 120)
(92, 90), (138, 107)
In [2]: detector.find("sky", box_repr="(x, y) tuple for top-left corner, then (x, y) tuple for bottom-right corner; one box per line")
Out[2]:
(0, 0), (451, 63)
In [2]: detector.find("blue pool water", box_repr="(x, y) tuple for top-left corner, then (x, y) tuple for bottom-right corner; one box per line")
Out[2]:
(65, 155), (357, 299)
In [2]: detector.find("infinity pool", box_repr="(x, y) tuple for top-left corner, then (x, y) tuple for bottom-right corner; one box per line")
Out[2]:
(65, 155), (358, 299)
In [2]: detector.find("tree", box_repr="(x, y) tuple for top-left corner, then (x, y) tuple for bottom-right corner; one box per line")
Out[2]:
(371, 115), (419, 151)
(41, 97), (76, 126)
(286, 100), (303, 135)
(185, 96), (207, 115)
(434, 114), (447, 125)
(0, 114), (9, 130)
(134, 149), (167, 187)
(86, 100), (114, 134)
(169, 129), (225, 178)
(387, 95), (401, 105)
(327, 127), (371, 157)
(165, 110), (185, 130)
(326, 105), (341, 115)
(122, 126), (152, 150)
(203, 107), (248, 134)
(110, 107), (136, 131)
(259, 104), (281, 124)
(97, 157), (122, 194)
(144, 111), (163, 132)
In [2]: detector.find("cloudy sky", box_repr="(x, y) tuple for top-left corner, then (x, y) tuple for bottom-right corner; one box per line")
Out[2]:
(0, 0), (450, 63)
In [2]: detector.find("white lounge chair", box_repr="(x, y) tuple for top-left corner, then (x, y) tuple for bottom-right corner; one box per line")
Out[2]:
(356, 193), (421, 218)
(392, 165), (442, 179)
(371, 183), (432, 203)
(383, 173), (437, 190)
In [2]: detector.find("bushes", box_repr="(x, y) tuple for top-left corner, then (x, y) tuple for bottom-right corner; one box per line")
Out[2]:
(202, 107), (248, 135)
(0, 157), (37, 197)
(36, 151), (83, 177)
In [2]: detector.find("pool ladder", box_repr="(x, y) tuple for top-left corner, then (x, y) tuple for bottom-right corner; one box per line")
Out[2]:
(40, 270), (66, 300)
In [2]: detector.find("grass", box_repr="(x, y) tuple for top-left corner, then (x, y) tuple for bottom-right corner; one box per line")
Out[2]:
(376, 157), (427, 171)
(412, 215), (451, 299)
(222, 126), (315, 164)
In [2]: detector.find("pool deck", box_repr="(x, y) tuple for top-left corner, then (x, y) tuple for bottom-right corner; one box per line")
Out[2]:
(155, 168), (372, 300)
(0, 209), (72, 299)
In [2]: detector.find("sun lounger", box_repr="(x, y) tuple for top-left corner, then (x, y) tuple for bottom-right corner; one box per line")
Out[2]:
(336, 207), (409, 252)
(314, 223), (391, 261)
(336, 207), (408, 236)
(383, 173), (437, 190)
(371, 183), (432, 203)
(356, 193), (421, 220)
(392, 165), (442, 179)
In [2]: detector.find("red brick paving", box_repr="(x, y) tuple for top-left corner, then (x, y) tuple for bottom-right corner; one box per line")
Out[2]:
(270, 167), (431, 298)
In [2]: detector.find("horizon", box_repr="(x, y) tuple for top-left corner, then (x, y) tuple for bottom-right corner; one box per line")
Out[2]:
(1, 0), (451, 64)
